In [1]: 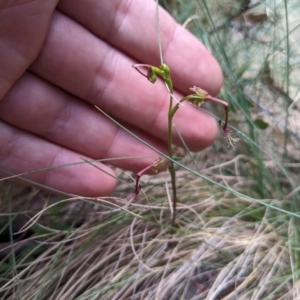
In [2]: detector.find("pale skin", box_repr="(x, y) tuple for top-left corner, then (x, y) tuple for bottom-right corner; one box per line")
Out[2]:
(0, 0), (223, 197)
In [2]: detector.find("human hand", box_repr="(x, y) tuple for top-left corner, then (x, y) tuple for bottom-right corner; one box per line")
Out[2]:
(0, 0), (223, 197)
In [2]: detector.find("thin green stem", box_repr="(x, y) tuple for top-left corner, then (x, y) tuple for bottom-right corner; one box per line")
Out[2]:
(167, 93), (177, 225)
(165, 72), (178, 224)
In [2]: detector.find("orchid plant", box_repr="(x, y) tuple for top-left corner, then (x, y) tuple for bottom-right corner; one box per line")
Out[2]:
(130, 62), (237, 225)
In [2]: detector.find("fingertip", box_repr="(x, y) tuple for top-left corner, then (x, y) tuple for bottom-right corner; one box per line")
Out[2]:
(49, 160), (117, 198)
(205, 56), (224, 96)
(166, 25), (224, 97)
(200, 114), (219, 149)
(190, 114), (218, 152)
(76, 162), (117, 197)
(173, 106), (219, 152)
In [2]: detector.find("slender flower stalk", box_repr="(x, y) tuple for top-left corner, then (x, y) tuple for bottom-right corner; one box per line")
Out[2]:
(134, 158), (168, 197)
(127, 157), (169, 205)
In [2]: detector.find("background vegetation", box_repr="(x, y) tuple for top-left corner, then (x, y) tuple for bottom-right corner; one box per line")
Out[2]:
(1, 0), (300, 299)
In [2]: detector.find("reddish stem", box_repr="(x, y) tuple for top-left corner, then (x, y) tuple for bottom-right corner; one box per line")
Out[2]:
(207, 95), (229, 131)
(133, 162), (156, 196)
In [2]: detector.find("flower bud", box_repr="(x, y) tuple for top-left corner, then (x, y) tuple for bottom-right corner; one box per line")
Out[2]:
(148, 67), (158, 83)
(190, 86), (209, 100)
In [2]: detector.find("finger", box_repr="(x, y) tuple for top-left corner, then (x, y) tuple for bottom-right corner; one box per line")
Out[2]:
(0, 120), (116, 197)
(0, 0), (58, 99)
(57, 0), (223, 95)
(30, 11), (218, 151)
(0, 72), (168, 172)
